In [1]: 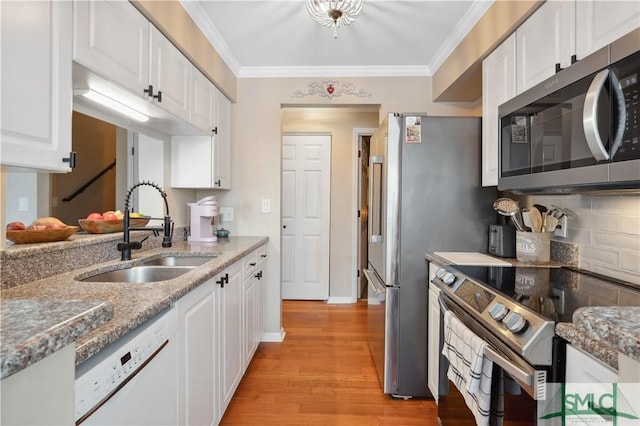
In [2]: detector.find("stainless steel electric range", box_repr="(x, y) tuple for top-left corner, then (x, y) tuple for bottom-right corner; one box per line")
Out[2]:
(431, 264), (640, 426)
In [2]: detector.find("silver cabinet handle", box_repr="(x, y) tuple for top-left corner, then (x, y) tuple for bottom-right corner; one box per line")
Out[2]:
(583, 69), (610, 161)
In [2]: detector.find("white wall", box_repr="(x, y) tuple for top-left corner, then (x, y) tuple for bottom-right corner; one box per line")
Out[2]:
(4, 172), (38, 226)
(199, 75), (481, 336)
(531, 194), (640, 285)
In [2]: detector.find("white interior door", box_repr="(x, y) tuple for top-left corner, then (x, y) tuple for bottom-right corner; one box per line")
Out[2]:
(281, 134), (331, 300)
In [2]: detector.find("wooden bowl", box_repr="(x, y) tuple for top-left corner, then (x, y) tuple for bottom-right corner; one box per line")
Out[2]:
(78, 217), (150, 234)
(6, 226), (79, 244)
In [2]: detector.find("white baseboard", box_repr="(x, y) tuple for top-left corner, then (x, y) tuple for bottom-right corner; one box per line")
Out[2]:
(326, 296), (357, 304)
(261, 327), (286, 342)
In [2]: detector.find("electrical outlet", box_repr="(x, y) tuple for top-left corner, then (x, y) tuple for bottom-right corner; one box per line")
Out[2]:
(553, 216), (568, 238)
(219, 207), (234, 222)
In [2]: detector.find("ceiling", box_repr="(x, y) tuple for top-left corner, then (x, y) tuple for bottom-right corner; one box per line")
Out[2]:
(179, 0), (493, 78)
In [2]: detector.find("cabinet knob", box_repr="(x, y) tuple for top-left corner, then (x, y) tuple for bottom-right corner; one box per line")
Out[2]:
(143, 85), (154, 99)
(215, 179), (221, 187)
(260, 254), (267, 258)
(250, 262), (256, 267)
(212, 127), (218, 135)
(555, 63), (563, 73)
(153, 91), (162, 103)
(62, 151), (76, 168)
(216, 277), (225, 288)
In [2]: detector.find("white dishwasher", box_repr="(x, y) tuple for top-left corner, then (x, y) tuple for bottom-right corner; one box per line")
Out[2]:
(75, 308), (178, 425)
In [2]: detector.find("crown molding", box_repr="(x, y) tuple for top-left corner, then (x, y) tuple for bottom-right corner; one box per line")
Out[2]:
(179, 0), (241, 75)
(429, 0), (494, 73)
(237, 65), (432, 79)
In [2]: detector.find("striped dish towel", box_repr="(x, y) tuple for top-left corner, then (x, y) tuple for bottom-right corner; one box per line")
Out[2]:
(441, 310), (496, 426)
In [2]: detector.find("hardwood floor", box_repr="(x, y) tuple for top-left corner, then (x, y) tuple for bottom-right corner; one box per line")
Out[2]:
(220, 300), (438, 425)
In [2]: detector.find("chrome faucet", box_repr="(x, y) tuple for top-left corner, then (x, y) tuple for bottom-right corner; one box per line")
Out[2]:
(117, 181), (173, 261)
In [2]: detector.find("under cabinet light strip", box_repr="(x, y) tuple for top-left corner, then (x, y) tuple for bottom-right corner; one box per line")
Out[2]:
(74, 89), (149, 122)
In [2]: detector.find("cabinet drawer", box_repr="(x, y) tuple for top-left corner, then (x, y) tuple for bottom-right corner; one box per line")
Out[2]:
(242, 250), (259, 280)
(256, 245), (268, 266)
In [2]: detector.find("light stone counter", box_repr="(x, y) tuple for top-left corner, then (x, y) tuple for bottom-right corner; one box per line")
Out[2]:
(0, 236), (267, 377)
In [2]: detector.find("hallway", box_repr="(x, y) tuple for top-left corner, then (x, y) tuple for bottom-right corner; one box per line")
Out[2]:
(220, 300), (438, 425)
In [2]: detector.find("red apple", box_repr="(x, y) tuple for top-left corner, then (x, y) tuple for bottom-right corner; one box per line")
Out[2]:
(102, 212), (118, 220)
(6, 221), (26, 230)
(87, 212), (103, 220)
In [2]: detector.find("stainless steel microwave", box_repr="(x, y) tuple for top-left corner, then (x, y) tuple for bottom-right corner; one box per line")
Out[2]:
(498, 28), (640, 193)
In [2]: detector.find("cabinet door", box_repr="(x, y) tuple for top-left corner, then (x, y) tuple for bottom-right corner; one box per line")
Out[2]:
(73, 1), (149, 99)
(576, 1), (640, 61)
(191, 68), (217, 133)
(149, 25), (191, 122)
(481, 34), (516, 187)
(176, 280), (217, 426)
(171, 135), (213, 188)
(243, 275), (259, 370)
(0, 1), (72, 172)
(213, 91), (232, 189)
(516, 0), (575, 94)
(216, 262), (243, 419)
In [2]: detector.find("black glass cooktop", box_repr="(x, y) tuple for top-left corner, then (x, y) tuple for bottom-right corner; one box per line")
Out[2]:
(447, 265), (640, 323)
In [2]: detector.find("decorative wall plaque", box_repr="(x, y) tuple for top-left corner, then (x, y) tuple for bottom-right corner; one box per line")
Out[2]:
(291, 80), (371, 99)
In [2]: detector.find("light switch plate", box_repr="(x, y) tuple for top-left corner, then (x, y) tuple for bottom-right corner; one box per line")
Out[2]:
(261, 199), (271, 214)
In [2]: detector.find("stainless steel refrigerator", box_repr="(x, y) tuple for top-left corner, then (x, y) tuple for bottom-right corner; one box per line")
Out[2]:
(364, 113), (497, 398)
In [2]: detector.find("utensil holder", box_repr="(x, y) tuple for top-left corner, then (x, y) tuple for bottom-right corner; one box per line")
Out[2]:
(515, 231), (551, 264)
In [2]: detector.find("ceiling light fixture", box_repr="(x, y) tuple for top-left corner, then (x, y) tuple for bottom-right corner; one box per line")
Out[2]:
(74, 88), (150, 122)
(305, 0), (363, 39)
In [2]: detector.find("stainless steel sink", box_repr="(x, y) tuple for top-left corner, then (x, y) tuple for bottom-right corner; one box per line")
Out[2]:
(80, 265), (194, 283)
(142, 255), (215, 267)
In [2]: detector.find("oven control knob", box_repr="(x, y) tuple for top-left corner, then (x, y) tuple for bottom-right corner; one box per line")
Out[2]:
(435, 268), (447, 279)
(489, 303), (509, 321)
(504, 312), (528, 334)
(442, 272), (456, 285)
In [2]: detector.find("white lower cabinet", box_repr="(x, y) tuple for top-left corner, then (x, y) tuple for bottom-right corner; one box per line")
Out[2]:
(243, 244), (268, 370)
(176, 245), (267, 425)
(215, 261), (244, 420)
(565, 344), (617, 384)
(176, 279), (217, 426)
(427, 262), (442, 402)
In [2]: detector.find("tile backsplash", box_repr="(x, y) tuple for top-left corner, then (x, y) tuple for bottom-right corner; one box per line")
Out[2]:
(530, 194), (640, 285)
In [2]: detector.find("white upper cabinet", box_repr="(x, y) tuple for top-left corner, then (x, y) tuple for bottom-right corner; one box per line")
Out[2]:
(576, 1), (640, 60)
(171, 89), (231, 189)
(149, 26), (192, 123)
(73, 1), (149, 99)
(214, 93), (232, 189)
(191, 68), (218, 133)
(482, 33), (516, 187)
(516, 0), (575, 94)
(1, 1), (73, 172)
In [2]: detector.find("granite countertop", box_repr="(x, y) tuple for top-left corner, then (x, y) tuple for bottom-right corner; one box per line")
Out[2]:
(0, 236), (268, 379)
(0, 299), (113, 379)
(556, 307), (640, 369)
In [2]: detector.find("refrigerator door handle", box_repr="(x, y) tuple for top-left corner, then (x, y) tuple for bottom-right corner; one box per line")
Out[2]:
(369, 155), (384, 243)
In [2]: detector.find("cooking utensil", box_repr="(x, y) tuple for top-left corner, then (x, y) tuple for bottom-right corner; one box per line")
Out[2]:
(493, 198), (525, 231)
(529, 206), (543, 233)
(522, 210), (533, 231)
(544, 215), (559, 232)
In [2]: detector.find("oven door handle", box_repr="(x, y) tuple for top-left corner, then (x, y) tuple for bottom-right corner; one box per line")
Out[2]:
(438, 293), (534, 387)
(483, 346), (533, 386)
